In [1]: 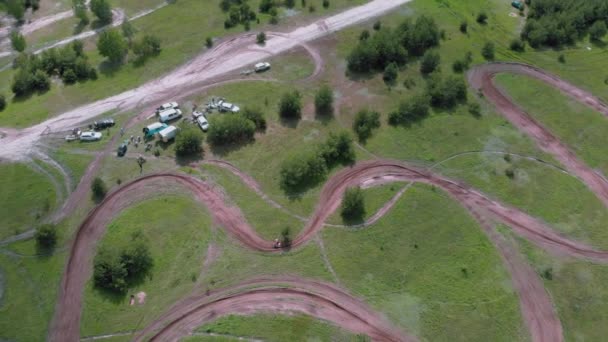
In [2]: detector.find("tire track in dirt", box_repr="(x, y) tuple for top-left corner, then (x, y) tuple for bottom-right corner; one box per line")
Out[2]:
(52, 158), (608, 341)
(468, 63), (608, 208)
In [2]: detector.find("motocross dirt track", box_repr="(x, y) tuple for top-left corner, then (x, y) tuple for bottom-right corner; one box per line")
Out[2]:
(469, 63), (608, 208)
(53, 158), (608, 341)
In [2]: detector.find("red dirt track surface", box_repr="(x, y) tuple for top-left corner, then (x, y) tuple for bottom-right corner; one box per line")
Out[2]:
(468, 63), (608, 208)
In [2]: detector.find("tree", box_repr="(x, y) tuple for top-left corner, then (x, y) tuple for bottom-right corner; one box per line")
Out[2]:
(373, 20), (381, 31)
(509, 38), (525, 52)
(359, 29), (370, 41)
(207, 114), (255, 146)
(476, 12), (488, 24)
(319, 131), (355, 167)
(121, 19), (136, 45)
(383, 62), (398, 84)
(73, 0), (89, 25)
(10, 31), (26, 52)
(259, 0), (275, 13)
(314, 84), (334, 116)
(92, 177), (107, 200)
(32, 69), (50, 92)
(35, 224), (57, 249)
(388, 95), (430, 126)
(420, 50), (440, 74)
(62, 68), (77, 84)
(97, 29), (128, 64)
(6, 0), (25, 21)
(205, 37), (214, 48)
(133, 35), (161, 62)
(94, 246), (128, 292)
(90, 0), (113, 24)
(256, 31), (266, 45)
(121, 238), (153, 280)
(278, 91), (302, 119)
(241, 107), (267, 131)
(459, 20), (468, 33)
(175, 125), (203, 156)
(481, 42), (495, 60)
(590, 20), (607, 41)
(0, 94), (6, 112)
(341, 186), (365, 223)
(322, 0), (329, 9)
(426, 73), (467, 108)
(353, 109), (380, 142)
(280, 227), (292, 248)
(280, 151), (327, 192)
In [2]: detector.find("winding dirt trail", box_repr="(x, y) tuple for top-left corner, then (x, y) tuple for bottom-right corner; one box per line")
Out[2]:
(469, 63), (608, 208)
(135, 276), (411, 342)
(52, 158), (608, 341)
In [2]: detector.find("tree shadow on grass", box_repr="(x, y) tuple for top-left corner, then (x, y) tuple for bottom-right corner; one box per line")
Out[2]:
(279, 116), (300, 129)
(98, 60), (123, 77)
(345, 69), (377, 82)
(208, 139), (254, 158)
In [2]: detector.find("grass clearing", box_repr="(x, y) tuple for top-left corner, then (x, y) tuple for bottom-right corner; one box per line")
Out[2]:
(80, 195), (214, 336)
(194, 314), (363, 342)
(494, 73), (608, 176)
(322, 184), (527, 341)
(0, 163), (57, 239)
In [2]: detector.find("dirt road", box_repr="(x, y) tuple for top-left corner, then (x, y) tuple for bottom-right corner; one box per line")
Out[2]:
(135, 276), (411, 342)
(468, 63), (608, 208)
(0, 0), (412, 161)
(52, 158), (608, 340)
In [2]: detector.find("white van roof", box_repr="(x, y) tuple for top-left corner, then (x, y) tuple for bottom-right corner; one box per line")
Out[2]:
(146, 122), (165, 130)
(159, 125), (177, 136)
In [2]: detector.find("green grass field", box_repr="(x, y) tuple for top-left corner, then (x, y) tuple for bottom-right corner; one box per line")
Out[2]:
(193, 314), (365, 341)
(0, 163), (57, 240)
(322, 184), (527, 341)
(494, 74), (608, 176)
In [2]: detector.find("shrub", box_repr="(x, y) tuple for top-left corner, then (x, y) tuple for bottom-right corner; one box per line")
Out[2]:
(322, 0), (329, 9)
(353, 109), (380, 142)
(373, 20), (381, 31)
(314, 85), (334, 115)
(0, 95), (6, 112)
(280, 150), (327, 192)
(92, 177), (107, 200)
(35, 224), (57, 249)
(318, 131), (355, 167)
(589, 20), (607, 41)
(97, 29), (128, 64)
(388, 95), (430, 126)
(359, 29), (370, 41)
(10, 31), (26, 52)
(205, 37), (213, 48)
(133, 35), (161, 62)
(468, 102), (481, 118)
(476, 12), (488, 24)
(481, 42), (495, 60)
(241, 107), (267, 131)
(341, 186), (365, 223)
(509, 38), (525, 52)
(426, 73), (467, 108)
(207, 114), (255, 146)
(90, 0), (113, 24)
(175, 125), (204, 156)
(452, 59), (466, 73)
(62, 68), (78, 84)
(383, 62), (398, 84)
(420, 50), (440, 74)
(256, 31), (266, 44)
(459, 20), (468, 33)
(558, 54), (565, 63)
(278, 91), (302, 119)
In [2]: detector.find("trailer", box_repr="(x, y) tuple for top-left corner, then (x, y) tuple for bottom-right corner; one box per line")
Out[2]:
(158, 125), (178, 142)
(143, 122), (168, 137)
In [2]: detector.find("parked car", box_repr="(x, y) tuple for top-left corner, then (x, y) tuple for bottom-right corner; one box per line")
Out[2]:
(218, 101), (240, 113)
(254, 62), (271, 72)
(192, 110), (206, 119)
(196, 115), (209, 131)
(65, 135), (78, 142)
(117, 143), (127, 157)
(90, 118), (115, 131)
(156, 102), (179, 114)
(158, 108), (183, 123)
(79, 131), (102, 141)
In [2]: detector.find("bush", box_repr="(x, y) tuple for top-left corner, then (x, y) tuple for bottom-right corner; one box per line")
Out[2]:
(205, 37), (214, 48)
(256, 31), (266, 44)
(6, 0), (25, 21)
(322, 0), (329, 9)
(175, 125), (204, 156)
(420, 50), (440, 74)
(476, 12), (488, 24)
(459, 20), (468, 33)
(590, 20), (607, 41)
(280, 150), (327, 192)
(353, 109), (380, 142)
(558, 54), (566, 63)
(0, 95), (6, 112)
(383, 62), (398, 84)
(90, 0), (113, 24)
(481, 42), (495, 60)
(133, 34), (161, 63)
(468, 102), (481, 118)
(62, 68), (78, 84)
(241, 107), (267, 131)
(359, 29), (370, 41)
(341, 186), (365, 223)
(388, 95), (430, 126)
(97, 29), (128, 64)
(35, 224), (57, 249)
(318, 131), (355, 167)
(452, 59), (466, 73)
(207, 114), (255, 146)
(426, 73), (467, 108)
(92, 177), (107, 200)
(259, 0), (275, 13)
(314, 85), (334, 115)
(509, 38), (525, 52)
(10, 31), (26, 52)
(373, 20), (381, 31)
(278, 90), (302, 119)
(74, 0), (89, 25)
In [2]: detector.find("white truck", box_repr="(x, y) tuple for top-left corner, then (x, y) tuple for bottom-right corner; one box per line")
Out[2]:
(158, 108), (183, 123)
(158, 125), (178, 142)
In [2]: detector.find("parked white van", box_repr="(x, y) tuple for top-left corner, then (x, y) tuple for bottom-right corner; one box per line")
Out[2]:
(158, 108), (183, 123)
(156, 102), (179, 114)
(158, 125), (178, 142)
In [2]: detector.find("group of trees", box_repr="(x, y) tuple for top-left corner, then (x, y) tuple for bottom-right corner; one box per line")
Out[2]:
(97, 25), (161, 65)
(352, 109), (380, 142)
(522, 0), (608, 47)
(341, 186), (365, 223)
(207, 112), (256, 146)
(280, 131), (354, 192)
(347, 15), (440, 74)
(11, 40), (96, 96)
(220, 0), (257, 29)
(4, 0), (39, 21)
(279, 90), (302, 119)
(93, 233), (153, 293)
(175, 124), (204, 157)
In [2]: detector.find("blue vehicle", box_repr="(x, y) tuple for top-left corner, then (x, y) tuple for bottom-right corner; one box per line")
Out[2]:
(143, 122), (168, 138)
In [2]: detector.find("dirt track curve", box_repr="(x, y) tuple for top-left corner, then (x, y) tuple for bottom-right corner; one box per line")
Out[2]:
(469, 63), (608, 208)
(52, 158), (608, 341)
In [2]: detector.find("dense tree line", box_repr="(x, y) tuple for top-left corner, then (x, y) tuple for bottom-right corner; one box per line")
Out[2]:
(11, 41), (96, 97)
(280, 131), (354, 192)
(93, 233), (153, 293)
(220, 0), (257, 29)
(522, 0), (608, 47)
(347, 15), (440, 73)
(3, 0), (39, 21)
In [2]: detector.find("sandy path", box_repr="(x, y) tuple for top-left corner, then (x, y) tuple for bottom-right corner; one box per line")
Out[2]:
(0, 0), (412, 160)
(51, 158), (608, 341)
(135, 276), (410, 342)
(468, 63), (608, 208)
